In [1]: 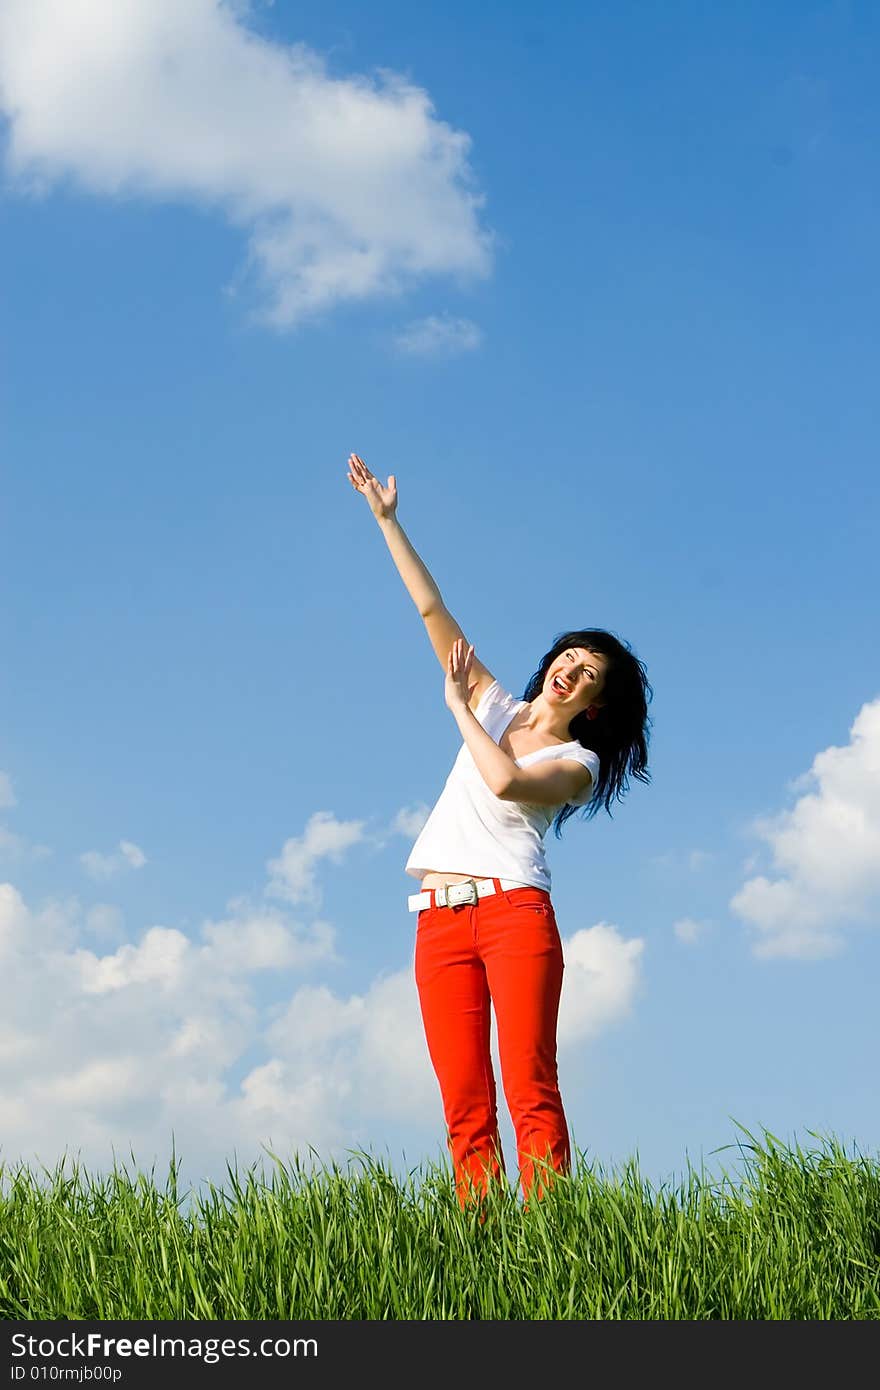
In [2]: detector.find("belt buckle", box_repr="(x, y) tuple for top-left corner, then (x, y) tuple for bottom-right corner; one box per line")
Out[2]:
(444, 878), (479, 908)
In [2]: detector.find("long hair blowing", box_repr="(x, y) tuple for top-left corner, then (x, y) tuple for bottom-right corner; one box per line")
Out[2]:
(521, 628), (653, 837)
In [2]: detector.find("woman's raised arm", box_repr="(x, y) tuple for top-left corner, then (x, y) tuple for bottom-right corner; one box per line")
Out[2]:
(346, 453), (495, 706)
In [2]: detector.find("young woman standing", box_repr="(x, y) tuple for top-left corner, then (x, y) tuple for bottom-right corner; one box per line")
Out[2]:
(347, 453), (652, 1207)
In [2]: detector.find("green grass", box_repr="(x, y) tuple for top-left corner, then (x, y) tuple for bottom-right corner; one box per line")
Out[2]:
(1, 1128), (878, 1319)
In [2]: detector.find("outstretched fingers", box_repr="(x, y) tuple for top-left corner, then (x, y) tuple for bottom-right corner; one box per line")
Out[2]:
(448, 638), (475, 674)
(447, 640), (477, 706)
(347, 452), (381, 493)
(347, 454), (373, 495)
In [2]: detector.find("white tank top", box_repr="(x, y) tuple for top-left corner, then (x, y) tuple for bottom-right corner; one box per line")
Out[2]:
(405, 679), (599, 891)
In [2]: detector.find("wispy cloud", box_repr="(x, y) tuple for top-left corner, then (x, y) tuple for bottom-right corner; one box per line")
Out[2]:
(389, 803), (432, 839)
(650, 848), (715, 872)
(0, 827), (51, 862)
(80, 840), (148, 882)
(0, 828), (22, 856)
(673, 917), (709, 945)
(730, 697), (880, 959)
(0, 775), (52, 861)
(266, 811), (366, 906)
(0, 0), (492, 326)
(394, 313), (483, 357)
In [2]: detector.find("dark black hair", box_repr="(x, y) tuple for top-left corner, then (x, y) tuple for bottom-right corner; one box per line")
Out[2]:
(521, 628), (652, 837)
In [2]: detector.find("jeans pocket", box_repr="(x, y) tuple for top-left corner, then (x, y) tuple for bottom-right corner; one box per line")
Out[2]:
(519, 897), (553, 919)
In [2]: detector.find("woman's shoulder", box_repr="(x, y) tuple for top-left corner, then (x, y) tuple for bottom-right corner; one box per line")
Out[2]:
(474, 677), (523, 718)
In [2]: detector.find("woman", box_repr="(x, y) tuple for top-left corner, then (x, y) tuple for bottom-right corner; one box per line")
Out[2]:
(347, 453), (652, 1207)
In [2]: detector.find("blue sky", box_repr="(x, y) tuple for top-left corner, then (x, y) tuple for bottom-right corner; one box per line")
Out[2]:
(1, 0), (878, 1201)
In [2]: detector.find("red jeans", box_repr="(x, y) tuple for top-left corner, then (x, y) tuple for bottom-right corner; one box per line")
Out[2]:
(414, 879), (570, 1206)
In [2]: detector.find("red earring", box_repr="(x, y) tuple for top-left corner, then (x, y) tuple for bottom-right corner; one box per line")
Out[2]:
(586, 706), (599, 720)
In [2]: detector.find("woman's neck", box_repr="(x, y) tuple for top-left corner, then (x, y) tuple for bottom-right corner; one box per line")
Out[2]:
(522, 696), (572, 742)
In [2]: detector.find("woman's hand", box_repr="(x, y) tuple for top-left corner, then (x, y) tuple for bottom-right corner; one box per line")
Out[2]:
(445, 638), (478, 713)
(347, 453), (398, 522)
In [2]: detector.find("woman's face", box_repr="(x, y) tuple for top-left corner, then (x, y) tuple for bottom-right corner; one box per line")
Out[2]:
(542, 646), (608, 718)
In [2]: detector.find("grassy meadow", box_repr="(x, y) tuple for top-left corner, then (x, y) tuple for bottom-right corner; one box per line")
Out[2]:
(1, 1128), (878, 1320)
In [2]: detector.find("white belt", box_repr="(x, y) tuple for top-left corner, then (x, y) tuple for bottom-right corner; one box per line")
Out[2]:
(408, 877), (531, 913)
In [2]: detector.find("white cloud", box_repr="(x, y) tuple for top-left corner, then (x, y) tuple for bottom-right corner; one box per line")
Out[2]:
(80, 840), (148, 881)
(266, 810), (366, 906)
(557, 923), (644, 1043)
(0, 827), (36, 859)
(362, 802), (432, 853)
(85, 903), (125, 942)
(258, 970), (435, 1137)
(0, 882), (29, 960)
(673, 916), (708, 945)
(0, 0), (492, 326)
(394, 313), (483, 357)
(0, 830), (52, 862)
(730, 697), (880, 958)
(119, 840), (147, 868)
(0, 852), (643, 1191)
(72, 926), (192, 996)
(0, 871), (419, 1180)
(0, 884), (80, 960)
(34, 1057), (150, 1109)
(390, 803), (432, 839)
(200, 907), (338, 973)
(0, 776), (51, 861)
(650, 848), (714, 872)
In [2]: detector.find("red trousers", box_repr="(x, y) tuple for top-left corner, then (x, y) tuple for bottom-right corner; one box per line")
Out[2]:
(414, 879), (570, 1206)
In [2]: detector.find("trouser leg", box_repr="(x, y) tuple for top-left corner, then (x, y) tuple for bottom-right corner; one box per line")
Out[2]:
(481, 888), (570, 1202)
(414, 905), (505, 1206)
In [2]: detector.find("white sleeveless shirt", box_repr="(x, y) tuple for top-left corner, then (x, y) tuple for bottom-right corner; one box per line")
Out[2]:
(404, 679), (600, 891)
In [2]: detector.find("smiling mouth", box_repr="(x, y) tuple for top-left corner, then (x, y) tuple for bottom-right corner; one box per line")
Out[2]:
(551, 676), (571, 694)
